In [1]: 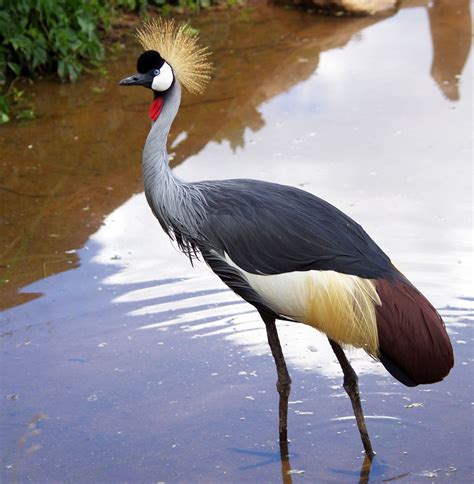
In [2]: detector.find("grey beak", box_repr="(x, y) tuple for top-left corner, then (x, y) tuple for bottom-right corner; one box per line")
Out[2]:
(119, 73), (144, 86)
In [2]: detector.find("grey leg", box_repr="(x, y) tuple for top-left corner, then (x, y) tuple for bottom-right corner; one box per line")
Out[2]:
(328, 338), (375, 458)
(261, 314), (292, 442)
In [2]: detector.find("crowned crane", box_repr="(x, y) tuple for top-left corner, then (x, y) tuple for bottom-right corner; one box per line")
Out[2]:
(119, 18), (454, 457)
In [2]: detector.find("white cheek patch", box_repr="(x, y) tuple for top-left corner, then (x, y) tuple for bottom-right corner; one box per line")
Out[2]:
(152, 62), (174, 92)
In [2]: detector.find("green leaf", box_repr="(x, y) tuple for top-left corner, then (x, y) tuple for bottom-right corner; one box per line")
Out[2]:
(7, 62), (21, 76)
(77, 16), (94, 37)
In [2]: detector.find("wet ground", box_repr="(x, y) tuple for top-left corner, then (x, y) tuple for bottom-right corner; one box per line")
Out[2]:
(1, 1), (472, 482)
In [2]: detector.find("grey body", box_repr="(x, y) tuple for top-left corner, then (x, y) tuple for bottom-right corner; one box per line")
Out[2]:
(143, 82), (394, 320)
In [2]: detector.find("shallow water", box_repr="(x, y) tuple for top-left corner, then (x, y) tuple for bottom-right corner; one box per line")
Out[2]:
(1, 1), (472, 482)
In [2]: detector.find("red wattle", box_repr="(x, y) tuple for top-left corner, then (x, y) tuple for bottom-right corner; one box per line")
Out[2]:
(148, 97), (164, 121)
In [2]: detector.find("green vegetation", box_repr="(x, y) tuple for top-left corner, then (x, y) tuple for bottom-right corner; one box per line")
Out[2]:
(0, 0), (214, 123)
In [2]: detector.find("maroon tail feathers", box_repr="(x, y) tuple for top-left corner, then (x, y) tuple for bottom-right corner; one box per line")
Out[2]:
(375, 277), (454, 387)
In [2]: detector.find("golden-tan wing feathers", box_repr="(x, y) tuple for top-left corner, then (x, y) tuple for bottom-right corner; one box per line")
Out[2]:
(135, 17), (213, 95)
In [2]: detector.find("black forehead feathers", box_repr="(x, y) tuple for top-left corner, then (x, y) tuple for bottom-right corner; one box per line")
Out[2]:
(137, 50), (165, 73)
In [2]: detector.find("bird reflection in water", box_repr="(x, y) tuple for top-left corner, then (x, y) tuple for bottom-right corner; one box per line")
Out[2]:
(233, 390), (376, 483)
(275, 389), (375, 484)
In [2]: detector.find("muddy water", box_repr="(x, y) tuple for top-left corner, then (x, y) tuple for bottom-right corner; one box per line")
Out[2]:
(1, 1), (472, 482)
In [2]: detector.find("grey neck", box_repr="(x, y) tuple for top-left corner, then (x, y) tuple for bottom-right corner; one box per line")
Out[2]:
(143, 81), (181, 165)
(142, 81), (206, 250)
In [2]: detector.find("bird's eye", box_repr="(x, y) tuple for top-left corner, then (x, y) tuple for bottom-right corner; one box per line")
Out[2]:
(153, 69), (160, 76)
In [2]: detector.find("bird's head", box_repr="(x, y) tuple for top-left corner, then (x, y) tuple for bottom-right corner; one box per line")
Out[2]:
(119, 50), (174, 92)
(119, 18), (213, 122)
(119, 50), (174, 121)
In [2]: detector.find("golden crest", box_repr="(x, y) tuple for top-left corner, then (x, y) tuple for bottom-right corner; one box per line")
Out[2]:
(136, 17), (213, 95)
